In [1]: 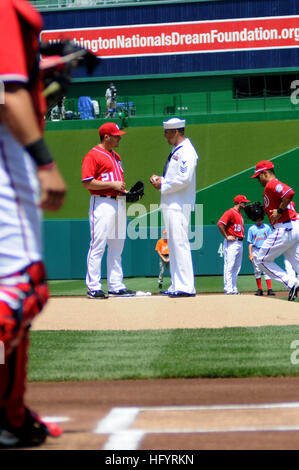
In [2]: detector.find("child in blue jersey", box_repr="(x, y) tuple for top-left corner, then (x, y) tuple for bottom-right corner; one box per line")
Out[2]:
(247, 217), (275, 296)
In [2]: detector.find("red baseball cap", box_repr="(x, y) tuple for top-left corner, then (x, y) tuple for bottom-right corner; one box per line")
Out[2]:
(251, 160), (274, 178)
(99, 122), (126, 137)
(234, 195), (251, 204)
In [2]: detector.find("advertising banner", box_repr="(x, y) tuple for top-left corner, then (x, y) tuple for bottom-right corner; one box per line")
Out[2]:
(41, 15), (299, 59)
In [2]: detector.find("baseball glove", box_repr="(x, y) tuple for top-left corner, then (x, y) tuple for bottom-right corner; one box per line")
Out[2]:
(125, 181), (144, 203)
(244, 201), (265, 221)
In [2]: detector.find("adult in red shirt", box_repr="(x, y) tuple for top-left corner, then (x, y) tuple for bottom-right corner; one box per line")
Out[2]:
(82, 122), (135, 299)
(217, 195), (250, 294)
(251, 160), (299, 301)
(0, 0), (66, 448)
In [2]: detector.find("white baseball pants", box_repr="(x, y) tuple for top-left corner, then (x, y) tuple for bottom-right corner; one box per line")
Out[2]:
(223, 239), (243, 294)
(162, 206), (195, 294)
(284, 258), (298, 279)
(251, 246), (271, 280)
(0, 125), (42, 277)
(86, 196), (127, 292)
(257, 220), (299, 289)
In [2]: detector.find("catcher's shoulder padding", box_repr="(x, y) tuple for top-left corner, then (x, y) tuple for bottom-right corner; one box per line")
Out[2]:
(40, 40), (98, 108)
(244, 201), (265, 221)
(125, 181), (144, 203)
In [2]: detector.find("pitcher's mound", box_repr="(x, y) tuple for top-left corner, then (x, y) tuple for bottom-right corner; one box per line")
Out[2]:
(32, 294), (299, 331)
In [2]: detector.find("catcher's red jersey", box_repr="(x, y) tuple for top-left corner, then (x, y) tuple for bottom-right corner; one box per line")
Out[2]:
(0, 0), (46, 129)
(217, 208), (245, 238)
(0, 1), (42, 82)
(82, 146), (124, 196)
(263, 178), (297, 223)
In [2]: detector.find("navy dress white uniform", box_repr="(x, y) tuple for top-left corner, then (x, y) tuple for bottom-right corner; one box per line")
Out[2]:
(160, 118), (198, 296)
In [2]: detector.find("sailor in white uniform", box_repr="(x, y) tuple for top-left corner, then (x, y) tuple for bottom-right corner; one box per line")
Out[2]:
(150, 117), (198, 297)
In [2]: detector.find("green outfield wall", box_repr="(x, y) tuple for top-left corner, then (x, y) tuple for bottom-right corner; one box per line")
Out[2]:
(197, 146), (299, 225)
(44, 120), (299, 221)
(42, 126), (298, 279)
(43, 221), (284, 280)
(46, 109), (299, 130)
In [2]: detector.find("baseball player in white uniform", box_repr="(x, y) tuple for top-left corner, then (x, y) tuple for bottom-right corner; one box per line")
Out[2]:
(150, 117), (198, 297)
(217, 195), (250, 294)
(251, 160), (299, 301)
(82, 122), (135, 299)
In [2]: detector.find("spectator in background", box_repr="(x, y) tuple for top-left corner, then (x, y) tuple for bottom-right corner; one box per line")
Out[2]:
(57, 96), (66, 120)
(105, 82), (117, 118)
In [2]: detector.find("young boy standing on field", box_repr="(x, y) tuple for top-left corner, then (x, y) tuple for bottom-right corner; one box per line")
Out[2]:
(247, 217), (275, 296)
(155, 230), (170, 290)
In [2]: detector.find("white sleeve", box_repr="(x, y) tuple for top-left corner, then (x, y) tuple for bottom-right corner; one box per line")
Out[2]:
(161, 151), (197, 195)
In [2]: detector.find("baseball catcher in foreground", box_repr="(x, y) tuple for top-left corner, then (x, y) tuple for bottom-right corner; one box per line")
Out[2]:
(0, 0), (97, 448)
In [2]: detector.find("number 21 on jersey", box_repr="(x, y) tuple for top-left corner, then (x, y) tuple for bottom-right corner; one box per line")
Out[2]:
(102, 172), (115, 182)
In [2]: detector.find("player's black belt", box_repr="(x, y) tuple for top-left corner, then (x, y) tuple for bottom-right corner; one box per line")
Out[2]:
(282, 219), (291, 224)
(100, 195), (118, 200)
(237, 237), (244, 241)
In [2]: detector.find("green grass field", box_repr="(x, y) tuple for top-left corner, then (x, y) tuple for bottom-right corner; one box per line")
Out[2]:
(27, 276), (299, 382)
(29, 326), (299, 382)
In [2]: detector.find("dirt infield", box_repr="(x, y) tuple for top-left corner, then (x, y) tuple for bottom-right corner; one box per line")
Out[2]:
(28, 377), (299, 450)
(32, 293), (299, 330)
(27, 294), (299, 450)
